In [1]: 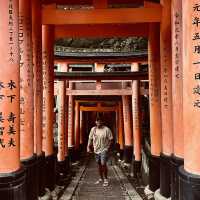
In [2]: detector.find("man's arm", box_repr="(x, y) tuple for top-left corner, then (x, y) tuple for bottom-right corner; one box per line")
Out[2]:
(87, 127), (94, 152)
(108, 139), (114, 152)
(107, 127), (114, 151)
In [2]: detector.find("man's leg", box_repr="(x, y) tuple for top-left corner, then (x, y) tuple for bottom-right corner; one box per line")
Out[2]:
(102, 163), (108, 179)
(95, 154), (103, 183)
(101, 151), (109, 186)
(98, 162), (104, 180)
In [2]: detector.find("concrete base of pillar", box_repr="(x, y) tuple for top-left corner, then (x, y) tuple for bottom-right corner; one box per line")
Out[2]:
(149, 155), (160, 192)
(37, 152), (46, 197)
(154, 189), (171, 200)
(160, 153), (171, 198)
(171, 155), (183, 200)
(179, 165), (200, 200)
(123, 146), (133, 164)
(0, 167), (26, 200)
(131, 160), (141, 178)
(45, 154), (56, 191)
(22, 154), (38, 200)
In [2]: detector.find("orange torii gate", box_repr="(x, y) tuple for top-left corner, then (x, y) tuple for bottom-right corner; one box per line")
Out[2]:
(74, 99), (123, 156)
(0, 0), (198, 200)
(42, 5), (162, 25)
(54, 52), (148, 64)
(55, 66), (144, 177)
(74, 101), (124, 157)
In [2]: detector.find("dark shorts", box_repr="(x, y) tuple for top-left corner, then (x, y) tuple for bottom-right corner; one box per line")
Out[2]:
(95, 151), (108, 165)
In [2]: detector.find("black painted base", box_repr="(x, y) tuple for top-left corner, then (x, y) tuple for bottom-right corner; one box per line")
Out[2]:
(74, 148), (81, 161)
(123, 146), (133, 164)
(171, 155), (183, 200)
(79, 143), (85, 153)
(56, 159), (68, 185)
(0, 167), (26, 200)
(179, 165), (200, 200)
(56, 156), (70, 185)
(37, 152), (45, 196)
(149, 155), (160, 192)
(160, 153), (171, 198)
(131, 160), (141, 178)
(65, 156), (70, 172)
(45, 154), (56, 191)
(119, 149), (124, 160)
(115, 143), (120, 153)
(68, 147), (76, 163)
(22, 154), (38, 200)
(54, 145), (58, 155)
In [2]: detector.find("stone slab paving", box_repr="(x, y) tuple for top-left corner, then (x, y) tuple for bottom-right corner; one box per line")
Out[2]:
(71, 156), (142, 200)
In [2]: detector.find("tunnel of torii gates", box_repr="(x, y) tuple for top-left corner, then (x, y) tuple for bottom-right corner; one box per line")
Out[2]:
(0, 0), (200, 200)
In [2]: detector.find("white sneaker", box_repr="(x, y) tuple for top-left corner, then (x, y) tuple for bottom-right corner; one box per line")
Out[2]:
(103, 179), (109, 187)
(95, 178), (103, 184)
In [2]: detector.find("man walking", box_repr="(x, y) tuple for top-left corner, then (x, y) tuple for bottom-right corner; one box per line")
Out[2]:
(87, 117), (113, 186)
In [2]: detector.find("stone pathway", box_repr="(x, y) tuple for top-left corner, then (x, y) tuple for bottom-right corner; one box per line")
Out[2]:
(71, 156), (142, 200)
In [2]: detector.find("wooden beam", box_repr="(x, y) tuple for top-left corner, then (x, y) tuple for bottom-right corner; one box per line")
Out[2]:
(54, 51), (148, 63)
(42, 0), (144, 5)
(42, 0), (93, 4)
(54, 84), (147, 96)
(93, 0), (107, 8)
(108, 0), (143, 4)
(54, 56), (148, 64)
(80, 105), (118, 112)
(55, 71), (148, 81)
(55, 24), (149, 38)
(66, 89), (132, 95)
(42, 7), (162, 25)
(76, 99), (118, 103)
(144, 1), (162, 8)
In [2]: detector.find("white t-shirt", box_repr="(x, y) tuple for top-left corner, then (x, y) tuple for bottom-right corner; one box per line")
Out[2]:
(88, 126), (113, 154)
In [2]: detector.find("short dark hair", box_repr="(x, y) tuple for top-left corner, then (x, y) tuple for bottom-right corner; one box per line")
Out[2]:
(96, 113), (103, 122)
(96, 117), (103, 122)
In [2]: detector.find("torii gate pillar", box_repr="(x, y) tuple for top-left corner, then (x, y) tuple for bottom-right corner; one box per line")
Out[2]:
(56, 63), (68, 185)
(178, 1), (200, 199)
(131, 63), (142, 178)
(148, 23), (162, 192)
(32, 0), (45, 196)
(42, 25), (56, 191)
(19, 0), (37, 199)
(75, 101), (81, 160)
(171, 0), (184, 199)
(156, 0), (173, 198)
(0, 1), (26, 199)
(122, 96), (133, 164)
(68, 82), (75, 162)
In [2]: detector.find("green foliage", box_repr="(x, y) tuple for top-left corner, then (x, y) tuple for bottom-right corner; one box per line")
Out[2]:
(55, 37), (147, 52)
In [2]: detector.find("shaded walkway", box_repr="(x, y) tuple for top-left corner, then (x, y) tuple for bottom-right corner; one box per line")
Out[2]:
(71, 156), (142, 200)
